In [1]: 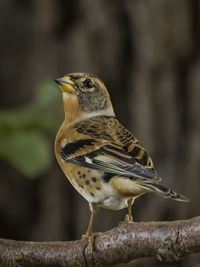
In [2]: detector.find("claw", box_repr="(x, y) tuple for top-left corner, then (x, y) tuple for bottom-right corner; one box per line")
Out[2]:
(124, 213), (133, 222)
(82, 232), (102, 251)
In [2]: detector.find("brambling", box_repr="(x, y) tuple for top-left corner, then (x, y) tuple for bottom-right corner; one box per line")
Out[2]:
(54, 73), (189, 249)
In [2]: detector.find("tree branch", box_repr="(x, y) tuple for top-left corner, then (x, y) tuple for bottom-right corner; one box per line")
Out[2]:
(0, 216), (200, 267)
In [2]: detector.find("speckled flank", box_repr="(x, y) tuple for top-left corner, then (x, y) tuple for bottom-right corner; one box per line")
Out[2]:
(56, 155), (144, 209)
(60, 163), (105, 203)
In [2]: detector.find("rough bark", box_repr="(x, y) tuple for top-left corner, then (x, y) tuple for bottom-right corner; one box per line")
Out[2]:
(0, 216), (200, 267)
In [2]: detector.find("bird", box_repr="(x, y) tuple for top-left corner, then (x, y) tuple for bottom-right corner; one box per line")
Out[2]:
(54, 72), (189, 249)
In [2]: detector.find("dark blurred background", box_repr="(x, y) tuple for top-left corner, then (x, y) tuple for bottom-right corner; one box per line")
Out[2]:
(0, 1), (200, 266)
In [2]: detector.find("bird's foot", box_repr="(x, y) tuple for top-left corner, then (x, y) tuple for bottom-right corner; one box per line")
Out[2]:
(82, 232), (102, 251)
(124, 214), (133, 222)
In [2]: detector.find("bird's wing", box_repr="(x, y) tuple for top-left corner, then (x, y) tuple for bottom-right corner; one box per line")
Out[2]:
(60, 138), (161, 182)
(74, 116), (156, 172)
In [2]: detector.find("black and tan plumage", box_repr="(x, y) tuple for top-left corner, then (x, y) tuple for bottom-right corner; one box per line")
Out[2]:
(54, 72), (189, 248)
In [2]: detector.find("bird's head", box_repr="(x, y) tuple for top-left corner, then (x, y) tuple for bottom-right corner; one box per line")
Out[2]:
(55, 73), (115, 123)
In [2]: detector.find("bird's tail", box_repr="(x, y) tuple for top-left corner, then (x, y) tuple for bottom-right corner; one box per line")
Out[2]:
(142, 183), (189, 202)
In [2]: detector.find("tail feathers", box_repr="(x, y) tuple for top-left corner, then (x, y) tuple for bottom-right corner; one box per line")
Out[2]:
(143, 183), (189, 202)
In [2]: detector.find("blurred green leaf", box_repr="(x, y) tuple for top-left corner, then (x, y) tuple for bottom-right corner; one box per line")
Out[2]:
(0, 105), (40, 129)
(0, 79), (63, 178)
(0, 131), (52, 178)
(36, 80), (61, 106)
(0, 81), (63, 133)
(0, 105), (61, 133)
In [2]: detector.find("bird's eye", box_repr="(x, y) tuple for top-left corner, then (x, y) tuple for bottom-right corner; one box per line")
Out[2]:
(84, 79), (94, 88)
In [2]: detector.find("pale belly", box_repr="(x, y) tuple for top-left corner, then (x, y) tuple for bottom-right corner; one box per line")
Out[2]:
(97, 195), (131, 210)
(81, 179), (132, 210)
(59, 160), (143, 210)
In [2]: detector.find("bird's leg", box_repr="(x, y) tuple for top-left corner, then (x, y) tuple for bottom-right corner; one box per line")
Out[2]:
(125, 198), (134, 222)
(82, 203), (100, 250)
(86, 203), (99, 235)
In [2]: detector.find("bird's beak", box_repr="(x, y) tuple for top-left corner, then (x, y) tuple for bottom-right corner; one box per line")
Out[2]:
(54, 76), (75, 93)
